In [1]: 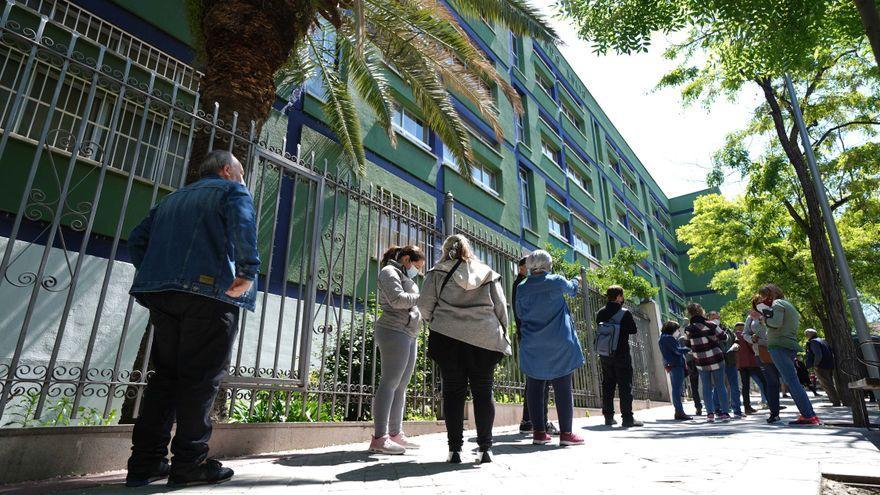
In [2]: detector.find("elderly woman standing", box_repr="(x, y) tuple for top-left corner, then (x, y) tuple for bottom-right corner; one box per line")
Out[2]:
(684, 302), (730, 423)
(419, 234), (511, 464)
(515, 250), (585, 447)
(369, 245), (426, 455)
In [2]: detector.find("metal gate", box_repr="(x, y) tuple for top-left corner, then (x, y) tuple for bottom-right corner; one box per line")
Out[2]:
(0, 0), (662, 428)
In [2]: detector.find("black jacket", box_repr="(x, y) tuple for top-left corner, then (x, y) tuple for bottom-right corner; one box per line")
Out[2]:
(595, 302), (637, 358)
(512, 273), (526, 337)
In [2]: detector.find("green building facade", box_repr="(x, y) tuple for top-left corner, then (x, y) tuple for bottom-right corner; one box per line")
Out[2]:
(2, 0), (730, 322)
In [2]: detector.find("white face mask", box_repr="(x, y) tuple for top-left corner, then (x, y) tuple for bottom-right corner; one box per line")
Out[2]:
(406, 266), (419, 279)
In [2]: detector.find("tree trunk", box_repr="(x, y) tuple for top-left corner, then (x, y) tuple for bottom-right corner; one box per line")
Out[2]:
(186, 0), (313, 184)
(854, 0), (880, 72)
(758, 78), (869, 426)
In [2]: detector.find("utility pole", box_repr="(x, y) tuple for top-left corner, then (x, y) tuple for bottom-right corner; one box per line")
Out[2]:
(784, 75), (880, 382)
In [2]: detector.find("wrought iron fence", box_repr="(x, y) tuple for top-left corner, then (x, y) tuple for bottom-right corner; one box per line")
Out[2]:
(0, 0), (663, 428)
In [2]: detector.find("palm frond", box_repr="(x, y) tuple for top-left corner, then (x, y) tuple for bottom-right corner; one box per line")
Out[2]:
(447, 0), (558, 43)
(337, 26), (397, 145)
(305, 34), (367, 176)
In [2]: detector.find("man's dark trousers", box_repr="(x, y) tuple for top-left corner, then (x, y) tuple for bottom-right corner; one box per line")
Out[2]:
(688, 369), (702, 411)
(600, 354), (634, 419)
(129, 291), (239, 471)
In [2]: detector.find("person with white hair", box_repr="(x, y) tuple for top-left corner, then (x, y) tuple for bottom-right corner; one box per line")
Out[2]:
(804, 328), (842, 407)
(419, 234), (511, 464)
(514, 249), (585, 447)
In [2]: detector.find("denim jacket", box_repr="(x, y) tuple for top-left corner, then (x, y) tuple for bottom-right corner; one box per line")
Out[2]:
(127, 174), (260, 311)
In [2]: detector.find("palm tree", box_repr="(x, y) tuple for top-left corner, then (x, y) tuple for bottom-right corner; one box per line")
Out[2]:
(184, 0), (557, 181)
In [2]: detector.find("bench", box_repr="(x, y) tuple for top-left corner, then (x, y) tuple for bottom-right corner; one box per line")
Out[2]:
(848, 378), (880, 391)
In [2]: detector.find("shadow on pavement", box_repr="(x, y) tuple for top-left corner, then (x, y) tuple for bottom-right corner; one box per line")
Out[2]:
(274, 449), (381, 467)
(335, 460), (477, 482)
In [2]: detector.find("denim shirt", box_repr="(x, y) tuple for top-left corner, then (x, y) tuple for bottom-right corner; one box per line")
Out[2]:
(127, 174), (260, 311)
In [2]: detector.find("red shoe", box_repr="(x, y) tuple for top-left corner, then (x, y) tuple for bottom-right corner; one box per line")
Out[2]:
(532, 432), (552, 445)
(789, 415), (821, 426)
(559, 432), (585, 446)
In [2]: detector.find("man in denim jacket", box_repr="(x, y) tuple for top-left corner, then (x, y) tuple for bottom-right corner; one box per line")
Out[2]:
(125, 150), (259, 488)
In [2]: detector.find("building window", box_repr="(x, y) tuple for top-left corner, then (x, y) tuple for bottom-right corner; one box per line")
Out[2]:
(623, 172), (637, 193)
(536, 70), (554, 97)
(573, 232), (599, 260)
(509, 32), (521, 68)
(607, 143), (622, 176)
(519, 168), (533, 230)
(631, 224), (645, 245)
(515, 91), (527, 143)
(392, 104), (429, 146)
(548, 215), (566, 239)
(617, 211), (627, 229)
(541, 138), (561, 166)
(566, 167), (593, 194)
(561, 102), (585, 133)
(443, 142), (499, 194)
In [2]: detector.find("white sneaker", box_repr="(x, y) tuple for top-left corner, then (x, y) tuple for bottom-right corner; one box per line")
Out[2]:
(389, 433), (420, 449)
(368, 435), (406, 455)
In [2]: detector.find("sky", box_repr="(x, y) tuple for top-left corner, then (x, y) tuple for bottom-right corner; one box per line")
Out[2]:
(540, 6), (760, 199)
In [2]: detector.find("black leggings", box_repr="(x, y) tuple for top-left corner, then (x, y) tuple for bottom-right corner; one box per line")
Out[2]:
(430, 331), (502, 452)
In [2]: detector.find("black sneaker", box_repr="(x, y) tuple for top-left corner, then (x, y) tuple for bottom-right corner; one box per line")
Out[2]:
(167, 459), (233, 487)
(125, 459), (169, 487)
(476, 450), (493, 465)
(447, 451), (462, 464)
(766, 414), (781, 424)
(604, 416), (617, 426)
(621, 419), (644, 428)
(545, 422), (560, 435)
(695, 408), (703, 416)
(519, 421), (533, 433)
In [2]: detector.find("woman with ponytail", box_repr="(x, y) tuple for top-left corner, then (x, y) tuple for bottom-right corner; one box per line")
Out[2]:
(418, 235), (511, 464)
(369, 244), (425, 455)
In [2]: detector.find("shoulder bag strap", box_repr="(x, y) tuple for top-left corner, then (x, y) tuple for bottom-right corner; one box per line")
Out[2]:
(439, 259), (463, 295)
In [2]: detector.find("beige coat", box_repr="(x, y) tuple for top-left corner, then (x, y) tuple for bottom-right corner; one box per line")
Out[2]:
(418, 259), (511, 356)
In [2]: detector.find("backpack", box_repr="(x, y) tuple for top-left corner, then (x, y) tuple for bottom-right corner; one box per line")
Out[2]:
(595, 308), (626, 357)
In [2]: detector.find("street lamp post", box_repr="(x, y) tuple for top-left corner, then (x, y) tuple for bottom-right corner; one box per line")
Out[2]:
(784, 75), (880, 382)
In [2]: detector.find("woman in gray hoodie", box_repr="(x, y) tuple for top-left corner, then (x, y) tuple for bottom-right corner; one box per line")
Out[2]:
(369, 245), (425, 455)
(418, 234), (511, 465)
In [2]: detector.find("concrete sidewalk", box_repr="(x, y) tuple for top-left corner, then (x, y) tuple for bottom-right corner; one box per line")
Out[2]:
(9, 396), (880, 495)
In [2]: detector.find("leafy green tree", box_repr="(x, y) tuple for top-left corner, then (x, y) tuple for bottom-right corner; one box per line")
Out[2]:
(559, 0), (880, 423)
(543, 244), (657, 301)
(184, 0), (556, 181)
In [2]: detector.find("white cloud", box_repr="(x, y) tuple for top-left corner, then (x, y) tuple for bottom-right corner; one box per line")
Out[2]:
(541, 7), (760, 198)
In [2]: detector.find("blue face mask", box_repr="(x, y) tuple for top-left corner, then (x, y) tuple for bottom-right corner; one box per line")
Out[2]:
(406, 266), (420, 279)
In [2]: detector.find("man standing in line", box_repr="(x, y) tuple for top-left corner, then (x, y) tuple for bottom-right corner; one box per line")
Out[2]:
(805, 328), (843, 407)
(125, 150), (260, 487)
(596, 285), (643, 428)
(513, 257), (558, 435)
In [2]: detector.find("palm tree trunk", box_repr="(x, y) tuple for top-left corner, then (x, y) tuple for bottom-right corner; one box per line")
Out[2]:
(854, 0), (880, 72)
(759, 78), (869, 426)
(187, 0), (314, 184)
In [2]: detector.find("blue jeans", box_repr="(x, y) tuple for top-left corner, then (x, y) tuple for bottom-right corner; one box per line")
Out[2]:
(769, 348), (816, 418)
(724, 363), (742, 415)
(757, 356), (781, 415)
(668, 366), (686, 414)
(527, 373), (574, 433)
(699, 367), (729, 415)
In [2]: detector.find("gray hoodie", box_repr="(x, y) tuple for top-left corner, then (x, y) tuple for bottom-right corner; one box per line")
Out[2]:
(418, 259), (512, 356)
(376, 260), (421, 337)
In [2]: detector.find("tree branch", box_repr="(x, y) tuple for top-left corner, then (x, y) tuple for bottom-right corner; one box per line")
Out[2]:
(782, 198), (808, 230)
(831, 195), (852, 211)
(814, 120), (880, 150)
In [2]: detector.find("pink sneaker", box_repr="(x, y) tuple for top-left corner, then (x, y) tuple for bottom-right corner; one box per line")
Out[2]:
(559, 432), (585, 446)
(389, 433), (420, 449)
(368, 435), (405, 455)
(532, 432), (552, 445)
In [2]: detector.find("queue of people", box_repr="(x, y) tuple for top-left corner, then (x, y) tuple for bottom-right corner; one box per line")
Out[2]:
(657, 284), (844, 426)
(123, 151), (846, 488)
